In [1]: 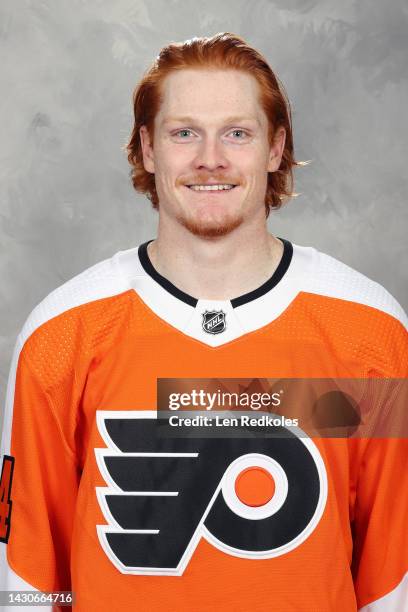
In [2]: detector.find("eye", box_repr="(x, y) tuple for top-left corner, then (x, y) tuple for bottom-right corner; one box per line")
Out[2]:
(231, 130), (246, 138)
(175, 129), (193, 138)
(228, 129), (249, 140)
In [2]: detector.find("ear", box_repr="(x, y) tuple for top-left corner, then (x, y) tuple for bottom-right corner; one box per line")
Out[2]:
(267, 126), (286, 172)
(139, 125), (155, 173)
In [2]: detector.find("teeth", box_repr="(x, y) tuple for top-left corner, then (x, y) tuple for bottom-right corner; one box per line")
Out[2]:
(188, 184), (235, 191)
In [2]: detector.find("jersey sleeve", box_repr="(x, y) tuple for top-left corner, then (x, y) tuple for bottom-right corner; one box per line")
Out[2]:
(351, 314), (408, 611)
(0, 334), (80, 611)
(351, 436), (408, 611)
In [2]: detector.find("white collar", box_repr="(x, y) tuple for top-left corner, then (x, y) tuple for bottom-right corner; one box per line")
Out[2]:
(113, 239), (312, 347)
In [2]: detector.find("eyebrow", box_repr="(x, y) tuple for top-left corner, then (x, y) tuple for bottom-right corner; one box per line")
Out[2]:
(162, 115), (260, 126)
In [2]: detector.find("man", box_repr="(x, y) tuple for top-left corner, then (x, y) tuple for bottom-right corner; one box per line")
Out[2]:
(0, 32), (407, 611)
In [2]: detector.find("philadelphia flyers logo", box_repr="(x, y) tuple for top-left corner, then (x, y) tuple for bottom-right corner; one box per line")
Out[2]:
(95, 411), (327, 575)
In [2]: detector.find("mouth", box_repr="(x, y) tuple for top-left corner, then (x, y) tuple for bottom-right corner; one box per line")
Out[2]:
(184, 184), (238, 193)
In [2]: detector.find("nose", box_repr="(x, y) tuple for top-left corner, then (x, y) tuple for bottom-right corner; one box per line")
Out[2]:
(193, 135), (229, 172)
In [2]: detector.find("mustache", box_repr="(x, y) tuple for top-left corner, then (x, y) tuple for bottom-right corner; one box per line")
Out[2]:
(178, 173), (242, 186)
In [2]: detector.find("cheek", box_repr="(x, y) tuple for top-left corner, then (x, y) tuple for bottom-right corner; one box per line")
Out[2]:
(235, 157), (269, 188)
(156, 147), (193, 180)
(230, 145), (270, 172)
(240, 164), (269, 200)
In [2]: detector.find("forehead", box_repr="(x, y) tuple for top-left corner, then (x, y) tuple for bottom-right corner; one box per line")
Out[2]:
(156, 69), (266, 126)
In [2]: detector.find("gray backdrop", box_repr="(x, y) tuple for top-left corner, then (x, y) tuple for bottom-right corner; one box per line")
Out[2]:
(1, 0), (407, 415)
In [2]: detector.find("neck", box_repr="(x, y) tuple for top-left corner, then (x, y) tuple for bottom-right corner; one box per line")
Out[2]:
(147, 215), (283, 301)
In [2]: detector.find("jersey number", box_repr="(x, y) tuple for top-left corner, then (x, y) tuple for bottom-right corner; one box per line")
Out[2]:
(0, 455), (15, 543)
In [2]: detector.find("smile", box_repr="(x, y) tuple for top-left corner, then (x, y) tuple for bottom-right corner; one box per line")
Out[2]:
(186, 184), (237, 191)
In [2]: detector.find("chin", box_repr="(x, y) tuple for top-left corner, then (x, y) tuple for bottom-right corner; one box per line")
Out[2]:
(177, 211), (244, 238)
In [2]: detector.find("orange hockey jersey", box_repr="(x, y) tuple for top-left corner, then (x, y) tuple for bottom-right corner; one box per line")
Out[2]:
(0, 238), (407, 611)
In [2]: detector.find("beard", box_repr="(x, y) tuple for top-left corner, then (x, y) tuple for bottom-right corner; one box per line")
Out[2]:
(157, 172), (247, 237)
(175, 207), (244, 238)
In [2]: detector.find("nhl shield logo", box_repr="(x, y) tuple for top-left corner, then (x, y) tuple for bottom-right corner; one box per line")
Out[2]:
(202, 310), (226, 334)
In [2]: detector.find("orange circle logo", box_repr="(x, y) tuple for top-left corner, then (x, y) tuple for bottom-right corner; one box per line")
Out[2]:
(234, 466), (276, 507)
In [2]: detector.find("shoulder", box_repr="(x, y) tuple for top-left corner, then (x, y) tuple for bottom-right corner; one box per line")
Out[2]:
(291, 242), (407, 331)
(17, 250), (134, 353)
(288, 243), (407, 376)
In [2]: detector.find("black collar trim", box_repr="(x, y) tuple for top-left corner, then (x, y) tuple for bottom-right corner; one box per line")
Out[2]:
(231, 239), (293, 307)
(138, 240), (198, 307)
(138, 238), (293, 309)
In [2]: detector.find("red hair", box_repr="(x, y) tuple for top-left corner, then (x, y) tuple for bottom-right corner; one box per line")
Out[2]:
(126, 32), (306, 216)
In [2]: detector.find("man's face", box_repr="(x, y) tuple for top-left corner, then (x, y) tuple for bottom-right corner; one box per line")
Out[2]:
(140, 69), (285, 238)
